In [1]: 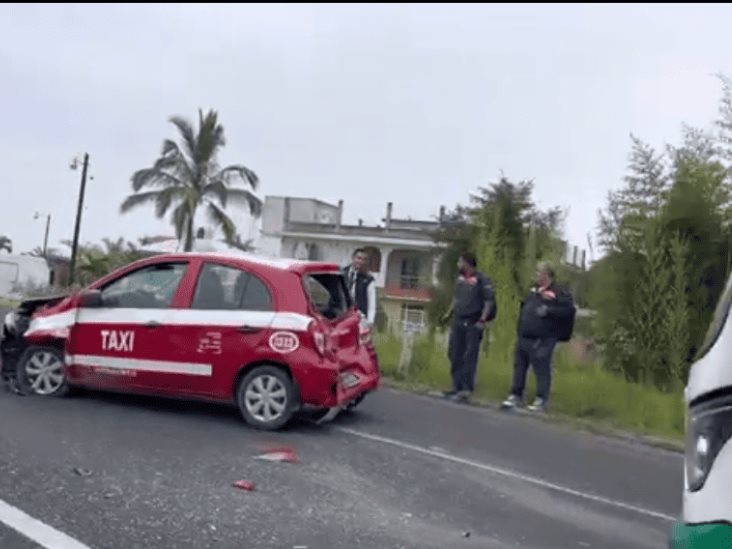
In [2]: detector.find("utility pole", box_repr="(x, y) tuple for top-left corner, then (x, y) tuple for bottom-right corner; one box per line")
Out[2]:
(34, 212), (51, 257)
(69, 153), (90, 286)
(42, 214), (51, 258)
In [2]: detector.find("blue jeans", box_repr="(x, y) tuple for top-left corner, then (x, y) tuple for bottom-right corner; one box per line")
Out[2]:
(511, 336), (557, 401)
(448, 320), (484, 392)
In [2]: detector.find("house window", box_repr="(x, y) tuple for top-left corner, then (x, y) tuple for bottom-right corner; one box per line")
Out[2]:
(307, 243), (322, 261)
(400, 256), (421, 289)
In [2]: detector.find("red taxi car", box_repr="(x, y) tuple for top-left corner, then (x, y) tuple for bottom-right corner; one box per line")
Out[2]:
(0, 252), (380, 430)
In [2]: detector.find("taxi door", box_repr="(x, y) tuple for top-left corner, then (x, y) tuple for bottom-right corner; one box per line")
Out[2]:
(171, 260), (274, 400)
(65, 260), (195, 394)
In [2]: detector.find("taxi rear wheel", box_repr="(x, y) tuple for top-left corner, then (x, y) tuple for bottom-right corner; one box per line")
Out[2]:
(236, 366), (295, 430)
(16, 346), (70, 397)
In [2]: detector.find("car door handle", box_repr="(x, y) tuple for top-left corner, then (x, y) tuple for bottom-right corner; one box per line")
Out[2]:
(145, 321), (162, 329)
(238, 325), (262, 334)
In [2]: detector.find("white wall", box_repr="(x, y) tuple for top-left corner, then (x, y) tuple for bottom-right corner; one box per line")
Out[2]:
(0, 255), (50, 297)
(254, 235), (283, 257)
(261, 197), (286, 234)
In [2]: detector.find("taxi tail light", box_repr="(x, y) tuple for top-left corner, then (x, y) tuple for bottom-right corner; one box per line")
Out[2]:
(309, 320), (326, 356)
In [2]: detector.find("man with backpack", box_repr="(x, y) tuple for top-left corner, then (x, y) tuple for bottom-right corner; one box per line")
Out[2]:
(441, 252), (497, 403)
(501, 261), (576, 413)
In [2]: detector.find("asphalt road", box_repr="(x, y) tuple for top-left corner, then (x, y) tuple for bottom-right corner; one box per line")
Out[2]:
(0, 380), (681, 549)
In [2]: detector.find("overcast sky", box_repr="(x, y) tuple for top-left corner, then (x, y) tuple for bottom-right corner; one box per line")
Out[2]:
(2, 3), (731, 258)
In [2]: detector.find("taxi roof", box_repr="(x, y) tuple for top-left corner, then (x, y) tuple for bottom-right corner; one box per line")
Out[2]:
(149, 251), (341, 275)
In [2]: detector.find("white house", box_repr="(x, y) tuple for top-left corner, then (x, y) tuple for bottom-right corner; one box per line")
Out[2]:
(255, 196), (455, 332)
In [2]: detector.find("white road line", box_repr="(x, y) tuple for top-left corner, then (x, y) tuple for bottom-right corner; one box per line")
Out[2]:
(0, 497), (92, 549)
(337, 427), (677, 523)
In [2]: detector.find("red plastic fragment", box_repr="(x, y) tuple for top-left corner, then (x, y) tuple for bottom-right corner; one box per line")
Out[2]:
(254, 447), (299, 464)
(233, 480), (256, 491)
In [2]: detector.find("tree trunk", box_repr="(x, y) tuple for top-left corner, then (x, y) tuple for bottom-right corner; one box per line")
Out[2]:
(184, 214), (194, 252)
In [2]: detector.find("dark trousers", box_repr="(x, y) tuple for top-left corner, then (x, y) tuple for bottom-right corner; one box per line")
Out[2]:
(448, 320), (484, 392)
(511, 336), (557, 401)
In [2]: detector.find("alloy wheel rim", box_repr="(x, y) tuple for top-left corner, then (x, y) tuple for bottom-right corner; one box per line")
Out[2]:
(244, 375), (287, 423)
(25, 351), (64, 395)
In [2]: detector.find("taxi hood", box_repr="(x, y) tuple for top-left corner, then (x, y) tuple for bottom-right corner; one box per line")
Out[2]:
(16, 293), (71, 317)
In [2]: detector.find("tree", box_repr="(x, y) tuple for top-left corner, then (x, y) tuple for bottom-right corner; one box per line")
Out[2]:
(665, 234), (690, 385)
(0, 235), (12, 253)
(630, 221), (672, 385)
(227, 235), (256, 253)
(60, 237), (145, 285)
(598, 135), (668, 253)
(121, 109), (261, 251)
(28, 246), (61, 258)
(661, 127), (732, 355)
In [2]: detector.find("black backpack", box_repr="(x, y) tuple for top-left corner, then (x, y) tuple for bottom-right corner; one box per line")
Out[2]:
(555, 287), (577, 342)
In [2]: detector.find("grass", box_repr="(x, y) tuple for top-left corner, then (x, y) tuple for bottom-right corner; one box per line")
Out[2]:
(374, 331), (685, 444)
(0, 298), (19, 309)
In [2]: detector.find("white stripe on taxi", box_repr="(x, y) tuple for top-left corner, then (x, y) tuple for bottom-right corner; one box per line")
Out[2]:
(66, 354), (213, 376)
(26, 308), (313, 336)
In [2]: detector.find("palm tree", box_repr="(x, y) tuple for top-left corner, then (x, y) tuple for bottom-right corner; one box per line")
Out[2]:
(227, 235), (256, 253)
(0, 235), (12, 254)
(28, 246), (61, 258)
(120, 109), (261, 251)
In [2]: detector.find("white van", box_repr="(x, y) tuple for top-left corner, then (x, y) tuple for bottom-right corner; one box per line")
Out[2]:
(672, 274), (732, 547)
(0, 255), (51, 298)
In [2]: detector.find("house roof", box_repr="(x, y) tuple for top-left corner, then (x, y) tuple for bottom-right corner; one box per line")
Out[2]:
(276, 231), (443, 249)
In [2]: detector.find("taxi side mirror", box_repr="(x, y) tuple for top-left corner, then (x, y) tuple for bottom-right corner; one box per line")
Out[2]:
(78, 289), (103, 308)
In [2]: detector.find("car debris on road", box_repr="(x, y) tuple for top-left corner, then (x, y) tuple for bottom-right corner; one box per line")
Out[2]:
(254, 447), (299, 463)
(232, 480), (256, 492)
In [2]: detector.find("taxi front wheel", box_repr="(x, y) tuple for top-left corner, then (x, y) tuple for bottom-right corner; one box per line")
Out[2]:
(236, 366), (295, 430)
(16, 346), (70, 397)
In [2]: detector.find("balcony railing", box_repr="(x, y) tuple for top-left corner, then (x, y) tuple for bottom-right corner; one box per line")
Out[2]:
(399, 274), (422, 289)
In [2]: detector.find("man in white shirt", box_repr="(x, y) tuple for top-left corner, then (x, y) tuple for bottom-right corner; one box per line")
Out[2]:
(342, 248), (376, 326)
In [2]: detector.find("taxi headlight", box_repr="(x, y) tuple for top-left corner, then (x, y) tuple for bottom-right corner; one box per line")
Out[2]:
(3, 311), (16, 333)
(686, 401), (732, 492)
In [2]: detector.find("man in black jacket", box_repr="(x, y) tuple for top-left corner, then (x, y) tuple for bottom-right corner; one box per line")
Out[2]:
(501, 262), (575, 412)
(342, 248), (377, 326)
(441, 252), (496, 403)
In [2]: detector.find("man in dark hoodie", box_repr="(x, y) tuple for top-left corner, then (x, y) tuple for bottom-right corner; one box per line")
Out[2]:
(441, 252), (496, 403)
(501, 262), (575, 412)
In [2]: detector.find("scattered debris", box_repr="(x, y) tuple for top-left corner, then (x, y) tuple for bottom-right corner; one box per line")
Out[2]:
(232, 480), (256, 492)
(254, 447), (299, 464)
(73, 467), (93, 477)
